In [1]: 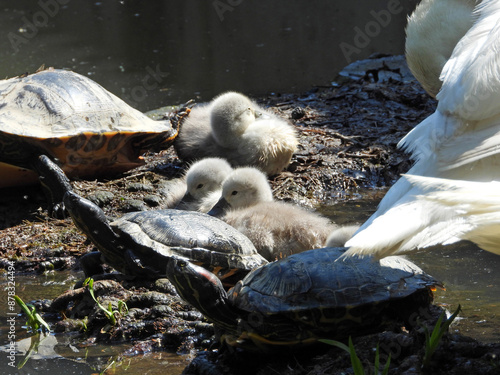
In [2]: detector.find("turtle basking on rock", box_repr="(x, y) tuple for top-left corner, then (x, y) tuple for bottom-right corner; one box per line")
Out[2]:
(37, 155), (267, 284)
(167, 247), (441, 350)
(0, 68), (181, 211)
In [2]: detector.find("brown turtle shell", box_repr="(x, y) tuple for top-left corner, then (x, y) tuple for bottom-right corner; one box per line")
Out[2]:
(0, 68), (178, 187)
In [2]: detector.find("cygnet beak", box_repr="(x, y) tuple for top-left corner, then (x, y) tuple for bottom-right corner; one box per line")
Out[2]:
(207, 197), (230, 217)
(175, 192), (195, 210)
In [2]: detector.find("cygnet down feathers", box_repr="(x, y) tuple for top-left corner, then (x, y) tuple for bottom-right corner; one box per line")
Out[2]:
(173, 92), (298, 175)
(162, 157), (233, 212)
(208, 167), (339, 261)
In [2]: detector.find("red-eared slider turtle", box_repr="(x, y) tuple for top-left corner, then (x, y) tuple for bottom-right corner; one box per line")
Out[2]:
(0, 68), (179, 189)
(64, 189), (267, 283)
(166, 247), (441, 350)
(37, 152), (267, 282)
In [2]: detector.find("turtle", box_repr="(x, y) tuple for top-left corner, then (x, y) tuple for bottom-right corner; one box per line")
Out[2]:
(36, 155), (267, 282)
(0, 68), (180, 190)
(65, 190), (268, 283)
(166, 247), (441, 350)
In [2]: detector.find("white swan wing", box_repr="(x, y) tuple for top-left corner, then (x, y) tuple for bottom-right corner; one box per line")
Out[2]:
(345, 1), (500, 257)
(406, 175), (500, 255)
(436, 2), (500, 172)
(438, 1), (500, 121)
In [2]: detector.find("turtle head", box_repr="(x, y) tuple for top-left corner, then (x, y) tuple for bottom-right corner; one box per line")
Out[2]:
(166, 257), (238, 330)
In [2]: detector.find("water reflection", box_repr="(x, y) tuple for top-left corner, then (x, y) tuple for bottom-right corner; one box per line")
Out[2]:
(0, 272), (188, 374)
(1, 0), (418, 111)
(0, 333), (189, 374)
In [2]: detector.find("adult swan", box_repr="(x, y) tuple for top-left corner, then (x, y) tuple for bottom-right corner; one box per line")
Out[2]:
(345, 0), (500, 257)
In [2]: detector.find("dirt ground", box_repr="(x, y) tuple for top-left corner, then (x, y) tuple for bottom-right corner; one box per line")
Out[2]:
(1, 55), (499, 374)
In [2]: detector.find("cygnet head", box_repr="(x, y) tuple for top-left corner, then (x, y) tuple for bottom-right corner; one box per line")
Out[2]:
(177, 157), (233, 209)
(210, 92), (256, 148)
(208, 167), (273, 217)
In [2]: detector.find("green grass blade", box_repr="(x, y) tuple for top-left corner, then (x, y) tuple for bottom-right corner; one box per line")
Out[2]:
(423, 304), (461, 368)
(348, 337), (365, 375)
(382, 353), (391, 375)
(374, 344), (380, 374)
(34, 312), (51, 333)
(14, 295), (51, 333)
(320, 337), (364, 375)
(319, 338), (350, 352)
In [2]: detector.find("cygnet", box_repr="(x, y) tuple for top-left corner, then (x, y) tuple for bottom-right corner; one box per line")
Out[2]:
(162, 157), (233, 212)
(174, 91), (298, 175)
(209, 167), (338, 260)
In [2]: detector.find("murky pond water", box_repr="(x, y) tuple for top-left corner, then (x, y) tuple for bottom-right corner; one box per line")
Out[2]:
(0, 0), (418, 111)
(0, 271), (190, 374)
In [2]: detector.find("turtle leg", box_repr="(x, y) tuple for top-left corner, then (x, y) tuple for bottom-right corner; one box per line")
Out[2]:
(79, 251), (105, 278)
(31, 155), (73, 218)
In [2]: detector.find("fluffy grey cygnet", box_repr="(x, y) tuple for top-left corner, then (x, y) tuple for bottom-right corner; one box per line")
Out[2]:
(174, 92), (298, 175)
(162, 157), (233, 212)
(209, 167), (338, 260)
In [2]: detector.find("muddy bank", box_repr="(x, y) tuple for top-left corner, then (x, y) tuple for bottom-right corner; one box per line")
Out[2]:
(1, 55), (499, 374)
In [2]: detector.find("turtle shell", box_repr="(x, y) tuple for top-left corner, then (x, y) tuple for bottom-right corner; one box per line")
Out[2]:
(228, 247), (439, 346)
(108, 209), (268, 282)
(0, 68), (178, 187)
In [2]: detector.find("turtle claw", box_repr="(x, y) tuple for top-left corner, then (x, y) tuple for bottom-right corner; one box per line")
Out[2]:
(50, 201), (67, 219)
(169, 100), (194, 133)
(32, 155), (73, 218)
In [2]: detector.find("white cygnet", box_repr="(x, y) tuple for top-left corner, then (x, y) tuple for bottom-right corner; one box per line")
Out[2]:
(174, 91), (298, 175)
(209, 167), (338, 261)
(163, 157), (233, 212)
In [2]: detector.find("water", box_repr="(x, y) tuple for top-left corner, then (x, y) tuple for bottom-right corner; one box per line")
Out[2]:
(0, 272), (189, 374)
(0, 0), (418, 111)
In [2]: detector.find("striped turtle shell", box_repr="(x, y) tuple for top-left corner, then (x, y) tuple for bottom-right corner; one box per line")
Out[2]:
(167, 247), (440, 349)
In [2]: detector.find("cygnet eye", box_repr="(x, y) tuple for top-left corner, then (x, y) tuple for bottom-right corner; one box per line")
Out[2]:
(231, 191), (238, 196)
(196, 183), (204, 189)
